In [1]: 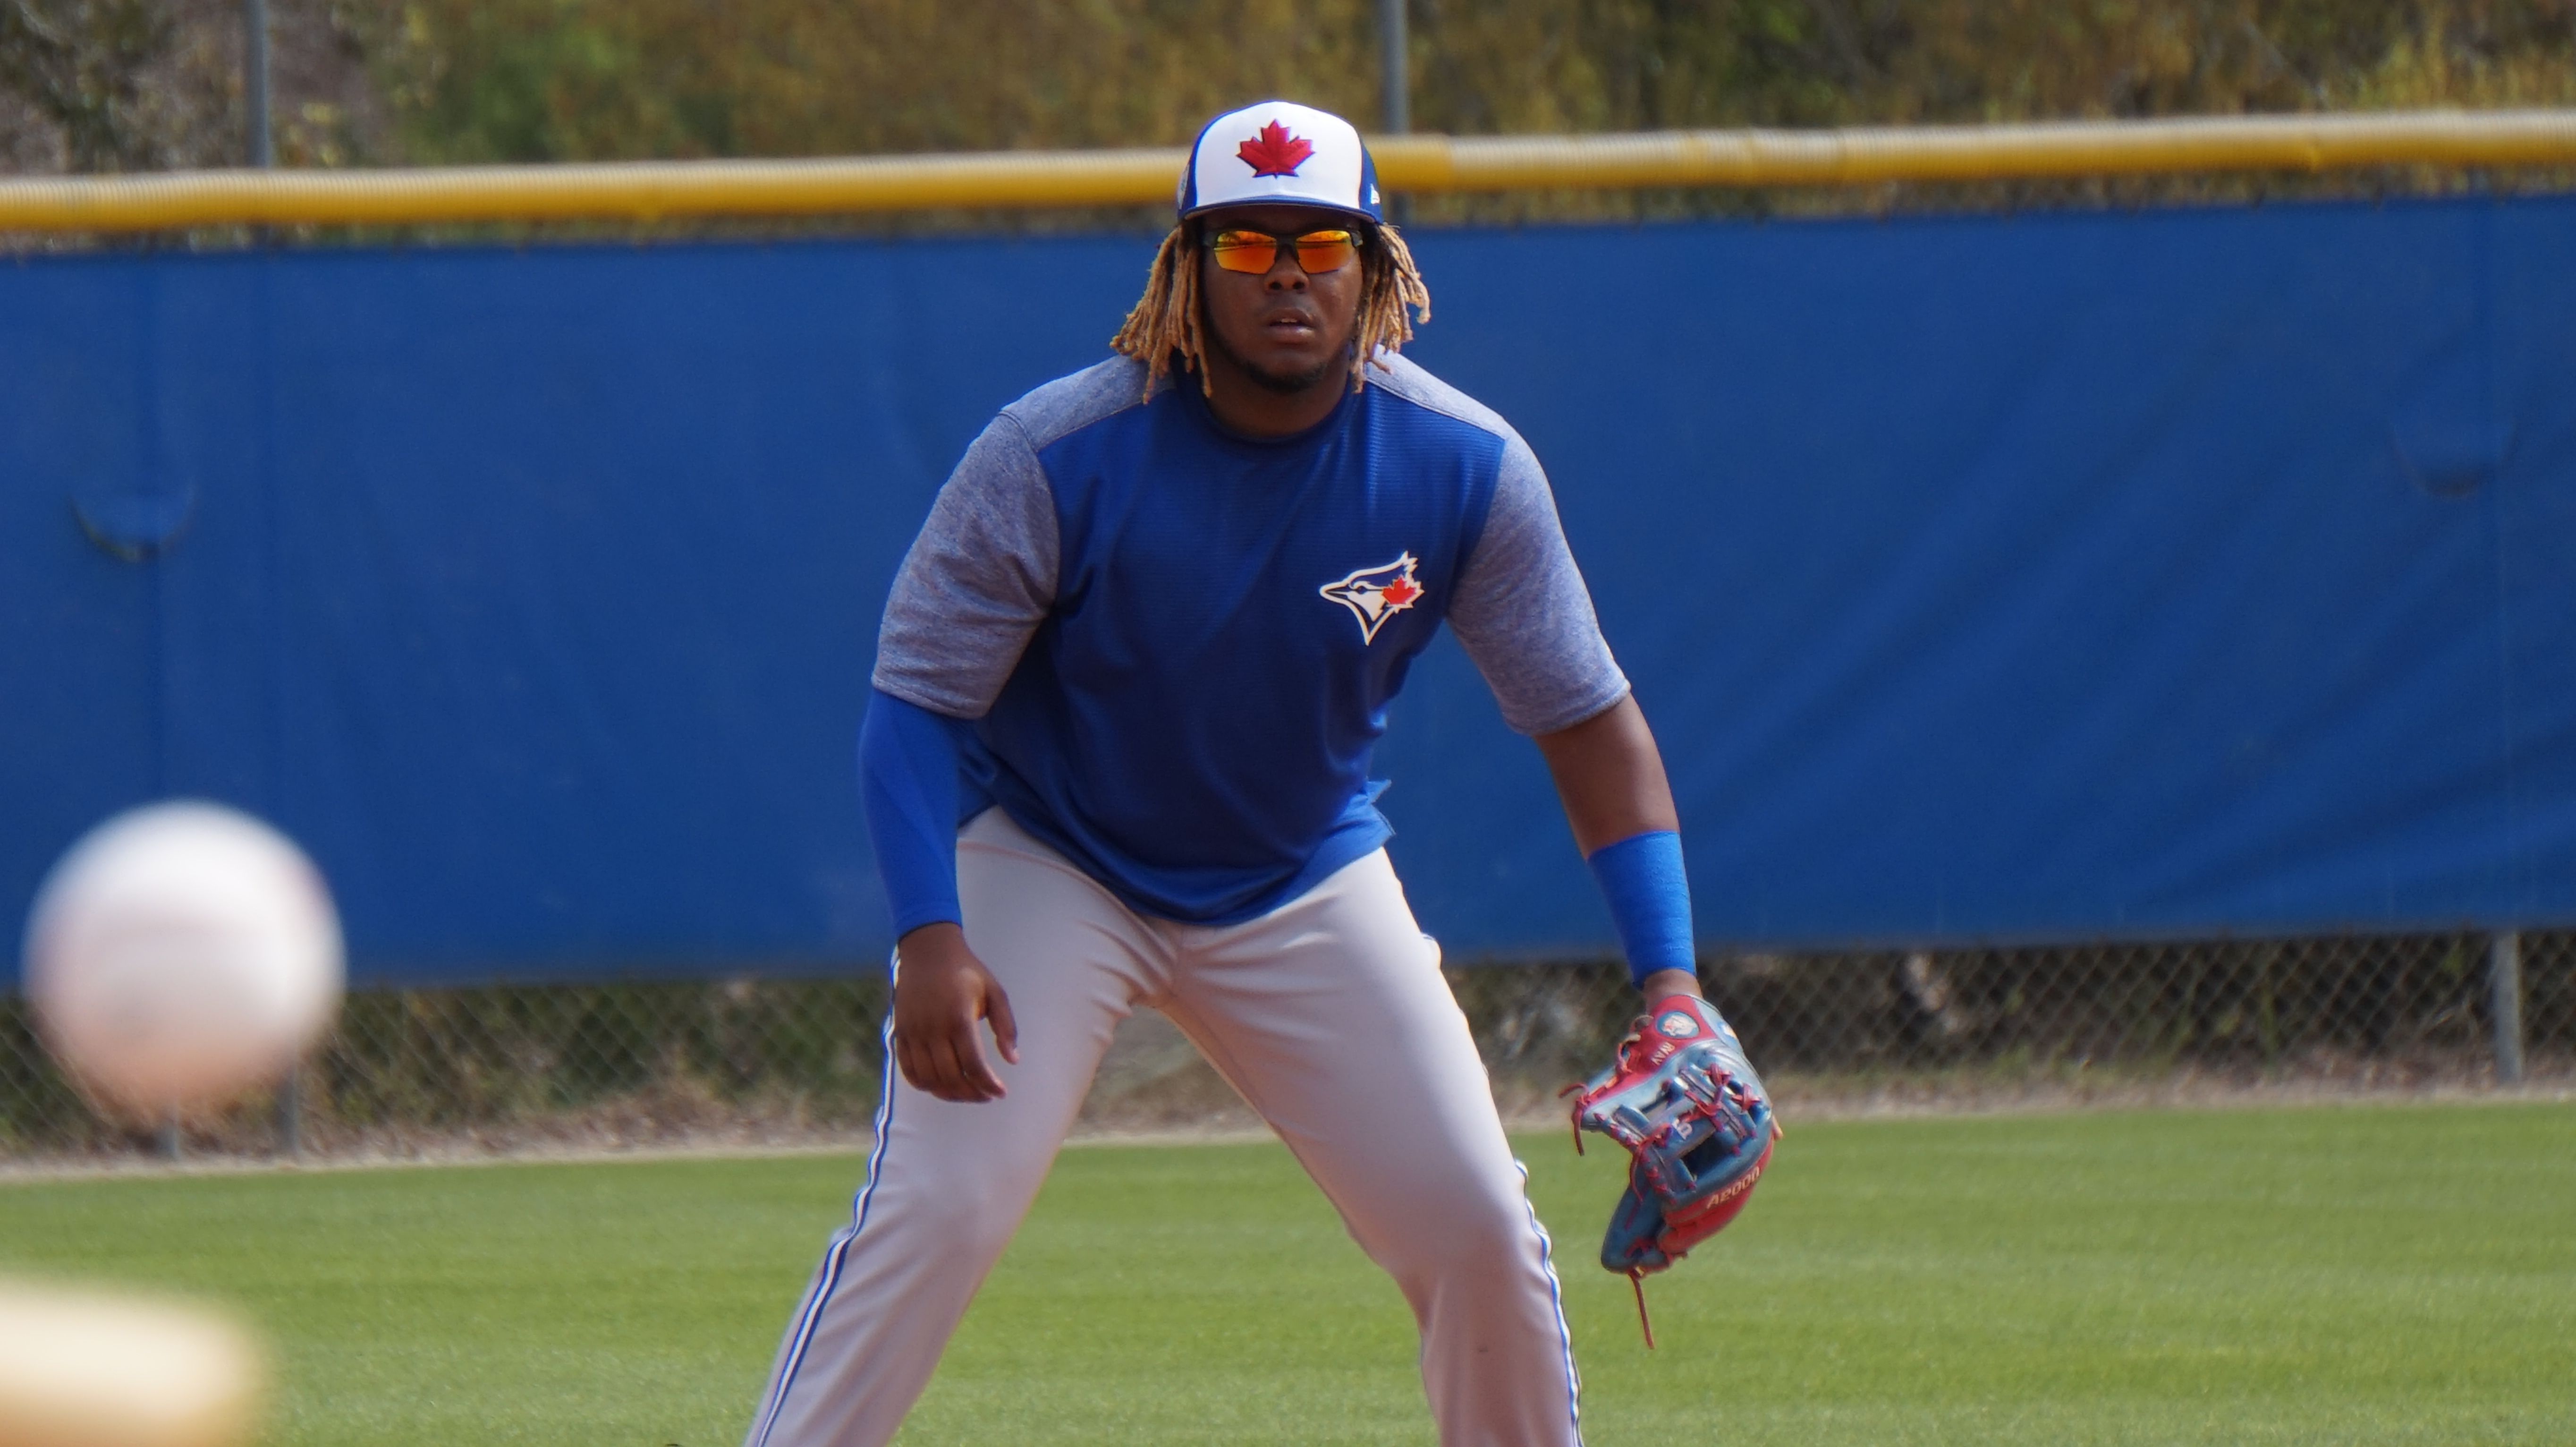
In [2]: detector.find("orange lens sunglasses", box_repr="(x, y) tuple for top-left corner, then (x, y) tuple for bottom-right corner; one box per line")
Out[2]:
(1204, 227), (1364, 276)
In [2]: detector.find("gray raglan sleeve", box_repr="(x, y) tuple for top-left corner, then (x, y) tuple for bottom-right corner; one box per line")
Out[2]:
(869, 415), (1059, 719)
(1447, 435), (1632, 735)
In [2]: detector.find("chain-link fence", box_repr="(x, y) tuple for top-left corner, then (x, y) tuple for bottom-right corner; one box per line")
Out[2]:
(4, 930), (2568, 1162)
(0, 978), (895, 1159)
(1463, 930), (2573, 1115)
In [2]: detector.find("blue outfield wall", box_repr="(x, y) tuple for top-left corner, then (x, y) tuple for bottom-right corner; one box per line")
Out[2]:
(3, 195), (2572, 986)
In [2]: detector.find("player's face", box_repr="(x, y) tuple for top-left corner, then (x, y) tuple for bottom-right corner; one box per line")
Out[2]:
(1196, 204), (1367, 396)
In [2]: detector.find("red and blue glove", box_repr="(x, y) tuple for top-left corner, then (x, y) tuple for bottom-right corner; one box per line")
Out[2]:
(1568, 993), (1778, 1340)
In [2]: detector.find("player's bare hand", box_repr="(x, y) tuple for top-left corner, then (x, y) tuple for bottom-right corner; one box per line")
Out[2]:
(1639, 967), (1703, 1002)
(891, 922), (1020, 1103)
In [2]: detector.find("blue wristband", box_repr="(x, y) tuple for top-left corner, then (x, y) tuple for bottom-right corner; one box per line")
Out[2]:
(1587, 830), (1695, 988)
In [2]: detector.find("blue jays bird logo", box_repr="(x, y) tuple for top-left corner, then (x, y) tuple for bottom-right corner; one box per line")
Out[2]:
(1319, 553), (1424, 644)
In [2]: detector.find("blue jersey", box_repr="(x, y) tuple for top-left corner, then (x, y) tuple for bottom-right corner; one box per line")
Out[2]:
(874, 353), (1625, 924)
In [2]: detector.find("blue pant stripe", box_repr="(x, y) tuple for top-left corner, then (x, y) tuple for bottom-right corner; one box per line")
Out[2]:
(748, 993), (902, 1447)
(1516, 1160), (1585, 1447)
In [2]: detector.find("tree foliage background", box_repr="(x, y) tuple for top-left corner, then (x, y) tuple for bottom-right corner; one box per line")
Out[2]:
(2, 1), (2573, 212)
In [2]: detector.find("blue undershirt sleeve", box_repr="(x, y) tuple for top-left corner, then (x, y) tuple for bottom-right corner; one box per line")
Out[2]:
(859, 687), (971, 939)
(1586, 830), (1695, 989)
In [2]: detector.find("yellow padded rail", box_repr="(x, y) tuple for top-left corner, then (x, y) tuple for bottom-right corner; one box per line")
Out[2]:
(4, 109), (2575, 232)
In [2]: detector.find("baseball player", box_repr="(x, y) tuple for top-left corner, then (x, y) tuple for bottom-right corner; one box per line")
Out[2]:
(746, 100), (1771, 1447)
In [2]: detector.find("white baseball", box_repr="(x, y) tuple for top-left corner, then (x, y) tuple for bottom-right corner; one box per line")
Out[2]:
(22, 801), (343, 1119)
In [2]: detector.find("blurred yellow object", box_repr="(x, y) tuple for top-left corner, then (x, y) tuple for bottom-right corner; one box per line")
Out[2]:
(0, 1283), (264, 1447)
(1, 108), (2574, 233)
(1377, 108), (2576, 189)
(0, 147), (1183, 232)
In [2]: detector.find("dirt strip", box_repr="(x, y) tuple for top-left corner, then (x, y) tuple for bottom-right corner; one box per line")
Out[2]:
(2, 1076), (2567, 1186)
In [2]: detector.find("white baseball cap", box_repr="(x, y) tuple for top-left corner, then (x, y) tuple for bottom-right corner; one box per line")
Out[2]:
(1178, 100), (1384, 225)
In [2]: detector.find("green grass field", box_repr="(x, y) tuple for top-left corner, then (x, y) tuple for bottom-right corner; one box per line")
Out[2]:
(1, 1102), (2570, 1446)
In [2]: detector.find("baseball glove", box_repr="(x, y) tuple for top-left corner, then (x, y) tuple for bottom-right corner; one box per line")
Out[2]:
(1567, 993), (1777, 1345)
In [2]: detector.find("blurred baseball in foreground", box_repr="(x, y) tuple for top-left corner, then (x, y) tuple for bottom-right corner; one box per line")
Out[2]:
(0, 1281), (264, 1447)
(22, 801), (342, 1119)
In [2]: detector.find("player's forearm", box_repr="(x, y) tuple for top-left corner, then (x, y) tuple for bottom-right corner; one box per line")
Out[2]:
(1536, 696), (1699, 993)
(1534, 694), (1678, 852)
(859, 688), (969, 938)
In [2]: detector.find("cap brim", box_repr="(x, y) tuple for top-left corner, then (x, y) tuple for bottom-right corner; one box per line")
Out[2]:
(1181, 198), (1381, 226)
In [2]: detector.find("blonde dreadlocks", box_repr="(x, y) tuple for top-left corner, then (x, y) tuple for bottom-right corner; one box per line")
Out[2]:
(1110, 220), (1432, 401)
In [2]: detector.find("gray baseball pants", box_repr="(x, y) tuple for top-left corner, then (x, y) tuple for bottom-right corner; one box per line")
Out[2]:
(744, 808), (1584, 1447)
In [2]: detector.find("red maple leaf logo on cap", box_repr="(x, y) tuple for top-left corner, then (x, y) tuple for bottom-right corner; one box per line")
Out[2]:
(1237, 120), (1315, 178)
